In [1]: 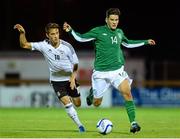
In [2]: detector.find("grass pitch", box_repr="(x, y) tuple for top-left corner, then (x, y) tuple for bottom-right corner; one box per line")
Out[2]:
(0, 107), (180, 138)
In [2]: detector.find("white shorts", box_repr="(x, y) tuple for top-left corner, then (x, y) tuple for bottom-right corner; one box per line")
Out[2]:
(92, 66), (132, 98)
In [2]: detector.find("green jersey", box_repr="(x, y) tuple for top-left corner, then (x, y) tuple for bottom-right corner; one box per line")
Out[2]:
(71, 25), (148, 71)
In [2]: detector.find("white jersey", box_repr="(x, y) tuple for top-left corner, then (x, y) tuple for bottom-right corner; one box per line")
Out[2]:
(31, 39), (79, 81)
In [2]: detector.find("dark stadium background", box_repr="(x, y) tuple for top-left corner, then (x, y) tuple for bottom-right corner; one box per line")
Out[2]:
(0, 2), (180, 137)
(0, 0), (179, 80)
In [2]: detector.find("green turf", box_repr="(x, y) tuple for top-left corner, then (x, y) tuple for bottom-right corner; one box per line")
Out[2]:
(0, 107), (180, 138)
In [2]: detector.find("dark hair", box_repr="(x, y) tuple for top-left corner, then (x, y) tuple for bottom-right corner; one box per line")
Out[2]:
(106, 8), (121, 18)
(45, 23), (60, 33)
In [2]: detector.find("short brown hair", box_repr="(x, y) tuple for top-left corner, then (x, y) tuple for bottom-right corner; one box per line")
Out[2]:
(106, 8), (121, 18)
(45, 23), (60, 33)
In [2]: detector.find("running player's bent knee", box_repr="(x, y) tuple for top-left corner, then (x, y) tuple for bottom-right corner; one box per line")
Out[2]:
(72, 99), (81, 107)
(123, 92), (133, 100)
(74, 102), (81, 107)
(93, 103), (101, 107)
(93, 100), (101, 107)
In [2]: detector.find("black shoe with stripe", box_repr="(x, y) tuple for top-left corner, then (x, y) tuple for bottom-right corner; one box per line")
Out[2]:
(86, 87), (93, 106)
(130, 122), (141, 133)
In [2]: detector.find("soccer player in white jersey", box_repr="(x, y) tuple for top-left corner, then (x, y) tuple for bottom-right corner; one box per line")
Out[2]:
(63, 8), (156, 133)
(14, 23), (85, 132)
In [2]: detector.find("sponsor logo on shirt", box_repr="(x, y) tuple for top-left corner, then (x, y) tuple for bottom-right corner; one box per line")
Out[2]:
(102, 33), (107, 36)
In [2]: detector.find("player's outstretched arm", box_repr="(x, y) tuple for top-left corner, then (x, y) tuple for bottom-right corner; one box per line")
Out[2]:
(69, 64), (78, 90)
(148, 39), (156, 45)
(14, 24), (32, 49)
(63, 22), (72, 32)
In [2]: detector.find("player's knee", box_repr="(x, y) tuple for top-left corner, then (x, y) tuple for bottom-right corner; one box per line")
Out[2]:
(119, 85), (132, 100)
(71, 97), (81, 107)
(121, 90), (132, 100)
(125, 93), (132, 100)
(93, 100), (101, 107)
(73, 101), (81, 107)
(93, 102), (101, 107)
(74, 102), (81, 107)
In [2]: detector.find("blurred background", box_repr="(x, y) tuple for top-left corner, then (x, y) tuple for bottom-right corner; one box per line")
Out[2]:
(0, 0), (179, 107)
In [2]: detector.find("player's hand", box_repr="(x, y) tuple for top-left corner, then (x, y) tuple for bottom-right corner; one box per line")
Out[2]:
(14, 24), (25, 34)
(148, 39), (156, 45)
(69, 78), (76, 90)
(69, 73), (76, 90)
(70, 80), (76, 90)
(63, 22), (72, 32)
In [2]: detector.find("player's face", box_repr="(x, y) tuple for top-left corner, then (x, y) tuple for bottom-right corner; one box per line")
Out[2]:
(106, 15), (119, 30)
(46, 28), (60, 46)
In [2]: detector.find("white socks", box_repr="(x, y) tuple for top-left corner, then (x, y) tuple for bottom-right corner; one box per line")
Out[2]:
(65, 103), (82, 127)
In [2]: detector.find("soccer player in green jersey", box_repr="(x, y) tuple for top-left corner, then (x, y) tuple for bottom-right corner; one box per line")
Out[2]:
(63, 8), (156, 133)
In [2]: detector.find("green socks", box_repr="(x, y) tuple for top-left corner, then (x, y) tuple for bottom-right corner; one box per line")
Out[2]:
(125, 100), (136, 123)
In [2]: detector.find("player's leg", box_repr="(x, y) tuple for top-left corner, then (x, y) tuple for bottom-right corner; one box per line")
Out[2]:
(118, 79), (141, 133)
(86, 83), (105, 107)
(71, 97), (81, 107)
(51, 81), (85, 132)
(86, 87), (93, 106)
(69, 81), (81, 107)
(86, 70), (110, 106)
(92, 78), (110, 107)
(111, 68), (140, 133)
(60, 96), (85, 132)
(86, 87), (107, 107)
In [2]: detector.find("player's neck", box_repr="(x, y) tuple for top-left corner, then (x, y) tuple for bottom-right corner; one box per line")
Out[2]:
(106, 24), (116, 31)
(52, 40), (60, 48)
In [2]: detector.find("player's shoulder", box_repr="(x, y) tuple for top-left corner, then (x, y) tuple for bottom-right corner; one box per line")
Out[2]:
(37, 39), (50, 45)
(93, 25), (106, 30)
(90, 25), (105, 32)
(60, 39), (73, 47)
(31, 39), (48, 47)
(88, 26), (107, 35)
(40, 39), (51, 47)
(116, 28), (123, 33)
(116, 28), (124, 35)
(60, 39), (75, 53)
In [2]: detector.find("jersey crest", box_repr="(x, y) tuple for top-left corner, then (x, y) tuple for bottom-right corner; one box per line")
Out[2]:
(117, 33), (122, 40)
